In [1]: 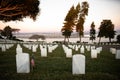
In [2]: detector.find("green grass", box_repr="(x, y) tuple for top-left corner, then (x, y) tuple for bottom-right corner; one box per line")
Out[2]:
(0, 43), (120, 80)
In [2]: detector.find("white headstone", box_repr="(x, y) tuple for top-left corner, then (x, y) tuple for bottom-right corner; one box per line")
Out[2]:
(16, 44), (22, 54)
(116, 50), (120, 59)
(32, 45), (37, 52)
(16, 53), (30, 73)
(48, 46), (52, 53)
(2, 45), (6, 52)
(91, 46), (95, 50)
(110, 48), (116, 54)
(86, 45), (90, 51)
(80, 46), (84, 53)
(91, 49), (97, 58)
(66, 49), (72, 58)
(41, 47), (47, 57)
(72, 54), (85, 74)
(96, 47), (102, 54)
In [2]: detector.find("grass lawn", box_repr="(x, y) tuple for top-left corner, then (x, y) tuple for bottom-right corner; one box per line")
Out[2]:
(0, 43), (120, 80)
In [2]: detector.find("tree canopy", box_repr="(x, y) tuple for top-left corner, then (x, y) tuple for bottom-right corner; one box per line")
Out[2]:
(90, 22), (96, 42)
(61, 1), (89, 43)
(29, 34), (46, 41)
(1, 26), (12, 39)
(98, 20), (115, 42)
(0, 0), (40, 22)
(76, 1), (89, 42)
(61, 5), (76, 42)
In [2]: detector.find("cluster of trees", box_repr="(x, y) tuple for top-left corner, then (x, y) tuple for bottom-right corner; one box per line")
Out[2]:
(61, 1), (89, 42)
(0, 26), (20, 39)
(61, 1), (117, 43)
(97, 20), (116, 43)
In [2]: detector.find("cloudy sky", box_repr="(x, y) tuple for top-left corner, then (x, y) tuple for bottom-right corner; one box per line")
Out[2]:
(0, 0), (120, 32)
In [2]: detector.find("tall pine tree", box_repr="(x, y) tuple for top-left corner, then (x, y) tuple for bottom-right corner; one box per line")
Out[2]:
(61, 5), (76, 42)
(76, 1), (89, 42)
(90, 22), (96, 42)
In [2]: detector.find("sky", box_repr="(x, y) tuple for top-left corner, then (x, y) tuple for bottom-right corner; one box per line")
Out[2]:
(0, 0), (120, 32)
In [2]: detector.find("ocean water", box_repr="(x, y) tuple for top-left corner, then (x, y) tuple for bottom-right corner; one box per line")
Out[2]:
(18, 37), (117, 43)
(14, 32), (118, 43)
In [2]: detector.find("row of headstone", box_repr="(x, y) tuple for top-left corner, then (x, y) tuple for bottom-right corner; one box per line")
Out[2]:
(68, 45), (76, 50)
(91, 47), (102, 58)
(75, 45), (81, 51)
(48, 45), (58, 53)
(23, 44), (32, 50)
(116, 50), (120, 59)
(68, 44), (98, 53)
(0, 44), (14, 52)
(16, 44), (30, 73)
(98, 42), (120, 45)
(32, 44), (38, 52)
(110, 48), (116, 54)
(62, 45), (72, 58)
(110, 48), (120, 59)
(96, 47), (102, 54)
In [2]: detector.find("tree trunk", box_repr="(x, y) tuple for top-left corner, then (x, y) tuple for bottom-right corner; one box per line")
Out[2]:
(4, 38), (7, 50)
(66, 36), (69, 43)
(79, 33), (81, 43)
(64, 36), (66, 43)
(68, 37), (69, 42)
(109, 38), (111, 42)
(98, 37), (101, 43)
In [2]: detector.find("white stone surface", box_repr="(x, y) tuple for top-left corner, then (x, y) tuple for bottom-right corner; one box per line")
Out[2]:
(91, 46), (95, 50)
(75, 45), (79, 51)
(16, 44), (22, 54)
(2, 45), (6, 52)
(62, 45), (72, 58)
(80, 46), (84, 53)
(86, 45), (90, 51)
(72, 54), (85, 74)
(32, 45), (37, 52)
(66, 48), (72, 58)
(110, 48), (116, 54)
(16, 53), (30, 73)
(116, 50), (120, 59)
(91, 49), (97, 58)
(41, 47), (47, 57)
(96, 47), (102, 54)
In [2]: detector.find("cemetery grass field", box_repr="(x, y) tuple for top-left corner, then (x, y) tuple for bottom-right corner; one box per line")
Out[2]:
(0, 43), (120, 80)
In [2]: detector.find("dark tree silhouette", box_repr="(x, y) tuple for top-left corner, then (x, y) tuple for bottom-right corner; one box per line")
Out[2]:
(76, 1), (89, 42)
(0, 0), (40, 22)
(98, 20), (115, 43)
(29, 34), (46, 41)
(117, 35), (120, 43)
(1, 26), (13, 39)
(12, 28), (20, 33)
(90, 22), (96, 42)
(61, 5), (76, 42)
